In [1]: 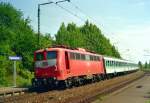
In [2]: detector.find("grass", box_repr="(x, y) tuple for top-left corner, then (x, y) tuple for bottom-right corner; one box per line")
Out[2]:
(146, 100), (150, 103)
(0, 70), (34, 87)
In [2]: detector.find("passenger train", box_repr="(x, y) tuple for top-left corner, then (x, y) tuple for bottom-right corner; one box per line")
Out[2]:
(32, 45), (139, 88)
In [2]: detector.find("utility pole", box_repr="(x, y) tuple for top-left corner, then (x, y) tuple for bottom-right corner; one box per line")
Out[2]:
(37, 0), (70, 48)
(38, 4), (40, 47)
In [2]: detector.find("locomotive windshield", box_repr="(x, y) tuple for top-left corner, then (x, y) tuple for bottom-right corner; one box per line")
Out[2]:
(36, 52), (44, 61)
(47, 51), (57, 59)
(35, 51), (57, 68)
(46, 51), (57, 66)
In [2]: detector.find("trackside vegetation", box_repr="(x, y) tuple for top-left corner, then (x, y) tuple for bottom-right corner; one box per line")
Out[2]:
(0, 2), (120, 87)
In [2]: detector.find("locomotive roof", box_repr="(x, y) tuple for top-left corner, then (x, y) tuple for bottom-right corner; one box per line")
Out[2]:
(35, 47), (102, 56)
(35, 46), (136, 64)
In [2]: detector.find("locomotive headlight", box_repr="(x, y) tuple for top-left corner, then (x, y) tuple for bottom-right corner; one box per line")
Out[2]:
(53, 77), (56, 80)
(43, 78), (46, 81)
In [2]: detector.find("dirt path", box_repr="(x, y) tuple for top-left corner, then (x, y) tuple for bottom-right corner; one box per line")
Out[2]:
(93, 73), (150, 103)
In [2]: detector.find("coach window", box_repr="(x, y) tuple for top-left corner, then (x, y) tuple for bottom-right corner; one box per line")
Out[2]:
(107, 61), (109, 66)
(116, 62), (117, 67)
(125, 63), (127, 67)
(117, 62), (119, 67)
(114, 61), (116, 67)
(107, 60), (109, 66)
(109, 61), (111, 66)
(112, 61), (113, 66)
(106, 61), (108, 66)
(121, 62), (123, 67)
(112, 61), (114, 66)
(111, 61), (113, 66)
(105, 61), (107, 66)
(107, 61), (110, 66)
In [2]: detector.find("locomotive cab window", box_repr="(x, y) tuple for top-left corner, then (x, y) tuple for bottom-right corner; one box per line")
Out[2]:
(36, 52), (44, 61)
(47, 51), (57, 59)
(46, 51), (57, 66)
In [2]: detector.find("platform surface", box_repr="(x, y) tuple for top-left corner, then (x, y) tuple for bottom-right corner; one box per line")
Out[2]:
(93, 74), (150, 103)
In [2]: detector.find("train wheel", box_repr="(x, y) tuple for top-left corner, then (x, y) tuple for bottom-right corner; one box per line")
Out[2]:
(58, 80), (69, 89)
(95, 75), (101, 82)
(67, 79), (72, 88)
(78, 78), (83, 86)
(92, 75), (97, 83)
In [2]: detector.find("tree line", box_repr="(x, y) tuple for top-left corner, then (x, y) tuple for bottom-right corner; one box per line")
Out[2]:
(138, 61), (150, 69)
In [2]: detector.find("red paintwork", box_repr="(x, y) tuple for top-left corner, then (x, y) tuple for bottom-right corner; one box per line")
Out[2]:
(35, 66), (59, 78)
(34, 47), (105, 80)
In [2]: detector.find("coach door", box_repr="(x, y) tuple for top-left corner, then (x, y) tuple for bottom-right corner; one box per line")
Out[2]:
(65, 51), (71, 74)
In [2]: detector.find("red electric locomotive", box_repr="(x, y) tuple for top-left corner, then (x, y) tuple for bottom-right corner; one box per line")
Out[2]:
(32, 46), (105, 88)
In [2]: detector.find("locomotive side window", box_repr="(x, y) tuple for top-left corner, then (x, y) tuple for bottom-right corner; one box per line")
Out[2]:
(85, 55), (90, 61)
(81, 54), (85, 60)
(70, 52), (75, 59)
(96, 56), (100, 61)
(69, 52), (100, 61)
(36, 52), (44, 61)
(90, 55), (94, 61)
(76, 53), (80, 60)
(94, 56), (96, 61)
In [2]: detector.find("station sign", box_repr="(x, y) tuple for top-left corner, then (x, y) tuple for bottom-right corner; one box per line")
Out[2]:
(9, 56), (22, 61)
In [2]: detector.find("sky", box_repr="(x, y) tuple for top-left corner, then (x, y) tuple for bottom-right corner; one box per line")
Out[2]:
(1, 0), (150, 63)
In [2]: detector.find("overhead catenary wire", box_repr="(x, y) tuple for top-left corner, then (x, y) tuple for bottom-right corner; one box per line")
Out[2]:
(68, 1), (120, 43)
(55, 3), (86, 22)
(50, 0), (119, 43)
(69, 2), (103, 26)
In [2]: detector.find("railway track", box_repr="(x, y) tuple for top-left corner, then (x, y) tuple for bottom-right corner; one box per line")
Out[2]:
(0, 71), (144, 103)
